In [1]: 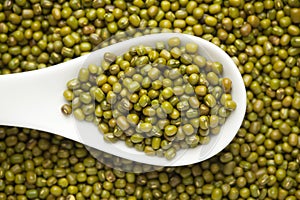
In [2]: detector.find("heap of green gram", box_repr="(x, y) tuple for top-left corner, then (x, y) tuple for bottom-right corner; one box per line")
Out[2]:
(62, 37), (236, 160)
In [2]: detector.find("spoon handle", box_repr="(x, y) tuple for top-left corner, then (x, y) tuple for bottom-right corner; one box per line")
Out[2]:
(0, 55), (88, 143)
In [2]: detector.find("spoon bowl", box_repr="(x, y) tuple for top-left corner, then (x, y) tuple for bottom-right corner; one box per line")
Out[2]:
(0, 33), (246, 166)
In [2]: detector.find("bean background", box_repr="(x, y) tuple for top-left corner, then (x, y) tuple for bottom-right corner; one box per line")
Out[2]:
(0, 0), (299, 199)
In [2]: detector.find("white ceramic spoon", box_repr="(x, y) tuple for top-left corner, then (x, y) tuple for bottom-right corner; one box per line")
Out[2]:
(0, 33), (246, 166)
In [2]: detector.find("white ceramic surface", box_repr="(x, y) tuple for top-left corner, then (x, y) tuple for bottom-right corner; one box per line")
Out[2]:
(0, 33), (246, 166)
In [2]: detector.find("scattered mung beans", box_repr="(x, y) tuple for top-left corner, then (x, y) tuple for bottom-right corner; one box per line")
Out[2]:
(1, 0), (299, 199)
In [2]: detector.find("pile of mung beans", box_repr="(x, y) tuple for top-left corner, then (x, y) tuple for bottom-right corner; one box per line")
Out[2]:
(62, 37), (236, 160)
(0, 0), (300, 199)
